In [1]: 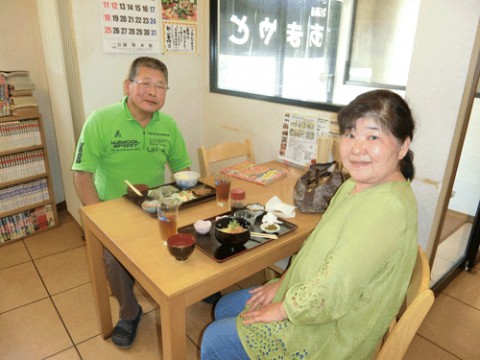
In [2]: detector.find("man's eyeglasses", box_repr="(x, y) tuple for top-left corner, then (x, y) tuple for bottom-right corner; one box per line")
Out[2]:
(130, 79), (169, 91)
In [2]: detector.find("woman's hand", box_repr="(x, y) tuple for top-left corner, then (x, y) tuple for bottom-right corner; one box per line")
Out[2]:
(246, 280), (282, 310)
(241, 302), (287, 325)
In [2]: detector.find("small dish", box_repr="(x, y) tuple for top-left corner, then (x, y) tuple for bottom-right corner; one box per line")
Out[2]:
(141, 199), (160, 214)
(194, 220), (212, 234)
(233, 209), (256, 226)
(260, 223), (281, 234)
(246, 203), (265, 217)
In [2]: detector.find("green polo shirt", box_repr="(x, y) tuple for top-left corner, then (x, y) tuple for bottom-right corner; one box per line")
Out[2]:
(72, 96), (191, 201)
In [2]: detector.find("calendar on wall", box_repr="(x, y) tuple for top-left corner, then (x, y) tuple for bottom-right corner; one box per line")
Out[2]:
(101, 0), (161, 54)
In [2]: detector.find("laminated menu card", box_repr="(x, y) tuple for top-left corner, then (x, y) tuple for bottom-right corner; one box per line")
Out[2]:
(221, 161), (288, 185)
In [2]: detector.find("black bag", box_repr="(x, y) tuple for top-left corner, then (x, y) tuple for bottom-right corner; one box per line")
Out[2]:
(293, 161), (346, 213)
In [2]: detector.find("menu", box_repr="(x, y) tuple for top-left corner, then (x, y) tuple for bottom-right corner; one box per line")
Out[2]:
(278, 111), (339, 168)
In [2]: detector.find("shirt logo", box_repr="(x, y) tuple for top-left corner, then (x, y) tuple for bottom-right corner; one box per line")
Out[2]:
(111, 140), (140, 148)
(114, 130), (122, 138)
(75, 142), (84, 163)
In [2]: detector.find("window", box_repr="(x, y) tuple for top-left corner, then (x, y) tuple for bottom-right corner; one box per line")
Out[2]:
(210, 0), (419, 111)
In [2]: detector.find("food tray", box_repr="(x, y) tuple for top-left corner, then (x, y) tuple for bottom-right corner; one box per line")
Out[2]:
(178, 212), (297, 262)
(123, 181), (216, 216)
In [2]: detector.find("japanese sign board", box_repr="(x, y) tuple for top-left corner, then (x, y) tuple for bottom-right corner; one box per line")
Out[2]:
(220, 0), (329, 57)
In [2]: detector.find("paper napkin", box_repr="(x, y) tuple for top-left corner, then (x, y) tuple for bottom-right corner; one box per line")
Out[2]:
(265, 196), (296, 218)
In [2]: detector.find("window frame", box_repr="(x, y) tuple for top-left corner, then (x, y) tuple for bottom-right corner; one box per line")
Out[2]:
(343, 0), (408, 91)
(209, 0), (342, 112)
(209, 0), (412, 111)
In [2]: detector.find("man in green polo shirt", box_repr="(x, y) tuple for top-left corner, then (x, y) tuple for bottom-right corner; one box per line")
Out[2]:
(72, 57), (191, 348)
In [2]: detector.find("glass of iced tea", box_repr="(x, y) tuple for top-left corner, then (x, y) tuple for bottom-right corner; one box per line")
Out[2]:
(157, 200), (179, 243)
(214, 172), (231, 207)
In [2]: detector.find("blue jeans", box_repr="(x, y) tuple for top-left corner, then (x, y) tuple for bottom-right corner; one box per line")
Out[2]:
(200, 288), (254, 359)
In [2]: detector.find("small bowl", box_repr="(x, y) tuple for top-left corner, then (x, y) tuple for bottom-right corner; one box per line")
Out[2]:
(141, 199), (160, 214)
(260, 223), (281, 234)
(233, 209), (257, 226)
(246, 203), (265, 217)
(194, 220), (212, 234)
(126, 183), (149, 198)
(174, 171), (200, 189)
(214, 216), (251, 248)
(167, 233), (196, 261)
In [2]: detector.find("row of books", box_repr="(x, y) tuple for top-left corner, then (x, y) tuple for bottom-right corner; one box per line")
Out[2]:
(0, 119), (42, 151)
(0, 74), (9, 117)
(0, 70), (37, 117)
(0, 149), (46, 183)
(0, 178), (50, 212)
(0, 204), (55, 243)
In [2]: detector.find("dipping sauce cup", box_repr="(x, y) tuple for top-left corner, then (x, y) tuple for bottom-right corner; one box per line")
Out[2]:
(214, 172), (231, 207)
(157, 200), (179, 243)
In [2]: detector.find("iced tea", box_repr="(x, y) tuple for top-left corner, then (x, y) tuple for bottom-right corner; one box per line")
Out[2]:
(158, 214), (177, 241)
(157, 201), (179, 242)
(214, 173), (231, 207)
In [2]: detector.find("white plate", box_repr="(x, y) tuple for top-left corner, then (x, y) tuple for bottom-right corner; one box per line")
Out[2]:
(260, 223), (281, 233)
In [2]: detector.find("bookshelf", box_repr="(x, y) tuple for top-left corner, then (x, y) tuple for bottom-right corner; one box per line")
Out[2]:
(0, 113), (58, 244)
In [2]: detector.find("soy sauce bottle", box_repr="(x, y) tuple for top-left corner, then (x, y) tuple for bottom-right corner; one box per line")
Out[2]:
(230, 188), (246, 214)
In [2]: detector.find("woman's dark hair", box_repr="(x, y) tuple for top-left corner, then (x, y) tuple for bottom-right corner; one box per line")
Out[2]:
(128, 57), (168, 84)
(337, 89), (415, 180)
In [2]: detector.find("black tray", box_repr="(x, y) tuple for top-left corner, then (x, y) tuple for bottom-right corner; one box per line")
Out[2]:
(178, 212), (297, 262)
(123, 181), (216, 216)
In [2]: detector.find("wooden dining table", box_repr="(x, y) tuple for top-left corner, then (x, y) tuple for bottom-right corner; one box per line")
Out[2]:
(81, 161), (322, 359)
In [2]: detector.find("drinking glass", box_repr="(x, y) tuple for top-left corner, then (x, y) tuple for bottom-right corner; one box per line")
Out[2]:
(157, 200), (179, 243)
(214, 172), (231, 207)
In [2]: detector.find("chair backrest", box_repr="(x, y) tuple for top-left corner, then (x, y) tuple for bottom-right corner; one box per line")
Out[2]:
(317, 136), (344, 173)
(198, 139), (256, 177)
(375, 246), (435, 360)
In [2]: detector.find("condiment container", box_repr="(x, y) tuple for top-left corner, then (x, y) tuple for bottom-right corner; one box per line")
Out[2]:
(230, 188), (246, 213)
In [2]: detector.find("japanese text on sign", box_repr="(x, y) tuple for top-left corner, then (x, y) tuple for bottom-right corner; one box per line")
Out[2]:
(226, 4), (328, 51)
(163, 22), (197, 52)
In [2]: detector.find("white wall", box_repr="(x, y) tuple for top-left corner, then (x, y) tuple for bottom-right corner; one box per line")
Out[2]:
(0, 0), (65, 203)
(405, 0), (480, 254)
(449, 98), (480, 215)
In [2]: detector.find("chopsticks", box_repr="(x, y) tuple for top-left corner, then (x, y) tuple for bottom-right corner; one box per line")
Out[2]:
(124, 180), (143, 197)
(250, 232), (278, 240)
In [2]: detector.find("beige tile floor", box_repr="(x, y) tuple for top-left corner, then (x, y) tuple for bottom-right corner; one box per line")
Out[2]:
(0, 210), (479, 359)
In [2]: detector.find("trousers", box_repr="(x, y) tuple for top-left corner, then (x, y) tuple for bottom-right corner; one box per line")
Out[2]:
(103, 248), (139, 320)
(200, 288), (254, 359)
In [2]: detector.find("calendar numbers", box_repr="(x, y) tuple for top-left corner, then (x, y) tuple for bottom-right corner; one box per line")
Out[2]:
(101, 0), (160, 53)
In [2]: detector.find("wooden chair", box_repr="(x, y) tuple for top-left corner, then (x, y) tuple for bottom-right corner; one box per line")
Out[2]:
(317, 136), (344, 172)
(375, 247), (435, 360)
(198, 139), (256, 177)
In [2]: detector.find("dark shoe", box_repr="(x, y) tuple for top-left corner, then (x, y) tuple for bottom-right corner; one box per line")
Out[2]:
(202, 291), (222, 305)
(111, 306), (142, 349)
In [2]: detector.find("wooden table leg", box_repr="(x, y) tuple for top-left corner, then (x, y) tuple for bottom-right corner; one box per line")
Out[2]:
(160, 296), (186, 360)
(84, 221), (113, 338)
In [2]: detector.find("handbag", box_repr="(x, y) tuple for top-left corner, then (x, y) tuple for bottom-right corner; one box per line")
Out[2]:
(293, 161), (346, 213)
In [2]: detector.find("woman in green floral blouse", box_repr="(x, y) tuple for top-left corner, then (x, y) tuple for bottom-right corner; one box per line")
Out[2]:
(201, 89), (418, 360)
